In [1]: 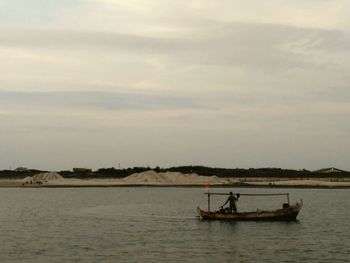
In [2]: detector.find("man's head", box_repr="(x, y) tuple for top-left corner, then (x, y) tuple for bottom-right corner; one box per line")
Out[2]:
(229, 191), (233, 196)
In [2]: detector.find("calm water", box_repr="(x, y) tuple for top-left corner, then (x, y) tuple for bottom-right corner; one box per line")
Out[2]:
(0, 187), (349, 262)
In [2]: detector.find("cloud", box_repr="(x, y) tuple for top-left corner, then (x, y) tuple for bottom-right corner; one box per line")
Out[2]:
(91, 0), (350, 32)
(3, 0), (350, 33)
(0, 90), (203, 111)
(1, 22), (349, 71)
(0, 26), (176, 51)
(0, 1), (349, 170)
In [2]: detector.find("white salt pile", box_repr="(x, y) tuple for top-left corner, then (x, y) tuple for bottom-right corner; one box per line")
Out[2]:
(23, 172), (64, 184)
(23, 176), (34, 183)
(122, 170), (236, 185)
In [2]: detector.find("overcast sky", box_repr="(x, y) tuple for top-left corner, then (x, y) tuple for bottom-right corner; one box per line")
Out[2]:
(0, 0), (349, 171)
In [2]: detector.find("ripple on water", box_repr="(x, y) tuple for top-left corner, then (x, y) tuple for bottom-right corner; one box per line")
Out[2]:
(0, 187), (349, 262)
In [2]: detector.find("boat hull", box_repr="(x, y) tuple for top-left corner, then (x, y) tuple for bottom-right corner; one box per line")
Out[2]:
(197, 201), (303, 221)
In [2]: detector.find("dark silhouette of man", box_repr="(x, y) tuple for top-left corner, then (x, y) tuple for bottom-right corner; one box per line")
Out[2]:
(222, 192), (239, 213)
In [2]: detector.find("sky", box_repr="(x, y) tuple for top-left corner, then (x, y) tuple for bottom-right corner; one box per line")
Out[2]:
(0, 0), (349, 171)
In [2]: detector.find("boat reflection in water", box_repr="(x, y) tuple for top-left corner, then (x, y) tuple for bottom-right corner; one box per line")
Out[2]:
(197, 192), (303, 221)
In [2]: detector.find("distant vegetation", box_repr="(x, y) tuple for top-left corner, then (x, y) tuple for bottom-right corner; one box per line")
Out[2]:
(0, 166), (349, 179)
(0, 169), (45, 179)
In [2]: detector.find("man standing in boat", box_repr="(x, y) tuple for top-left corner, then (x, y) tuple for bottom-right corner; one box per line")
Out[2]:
(221, 192), (240, 213)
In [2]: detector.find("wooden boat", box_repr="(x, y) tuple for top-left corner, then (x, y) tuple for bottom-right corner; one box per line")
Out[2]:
(197, 192), (303, 221)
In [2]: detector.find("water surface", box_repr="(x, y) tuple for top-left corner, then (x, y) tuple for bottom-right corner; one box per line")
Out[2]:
(0, 187), (349, 262)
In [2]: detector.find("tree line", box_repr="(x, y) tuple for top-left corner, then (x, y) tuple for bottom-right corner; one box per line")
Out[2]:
(0, 166), (349, 179)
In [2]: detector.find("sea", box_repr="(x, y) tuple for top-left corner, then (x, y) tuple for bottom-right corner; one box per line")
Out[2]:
(0, 187), (349, 262)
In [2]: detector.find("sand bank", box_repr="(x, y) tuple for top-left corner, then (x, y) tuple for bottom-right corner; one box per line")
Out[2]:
(1, 171), (350, 188)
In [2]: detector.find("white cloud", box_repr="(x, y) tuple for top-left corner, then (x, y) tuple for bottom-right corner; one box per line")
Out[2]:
(0, 1), (349, 169)
(86, 0), (350, 35)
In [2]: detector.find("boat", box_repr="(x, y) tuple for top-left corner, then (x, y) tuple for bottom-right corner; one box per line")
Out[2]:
(197, 192), (303, 221)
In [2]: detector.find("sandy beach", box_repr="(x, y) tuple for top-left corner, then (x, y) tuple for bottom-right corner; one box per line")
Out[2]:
(1, 171), (350, 188)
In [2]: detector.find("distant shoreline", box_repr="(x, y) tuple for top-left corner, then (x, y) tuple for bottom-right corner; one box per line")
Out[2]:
(1, 180), (350, 189)
(23, 184), (350, 189)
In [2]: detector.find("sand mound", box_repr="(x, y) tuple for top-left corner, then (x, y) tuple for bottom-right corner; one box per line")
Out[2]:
(23, 176), (34, 183)
(122, 170), (235, 185)
(33, 172), (64, 182)
(23, 172), (64, 184)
